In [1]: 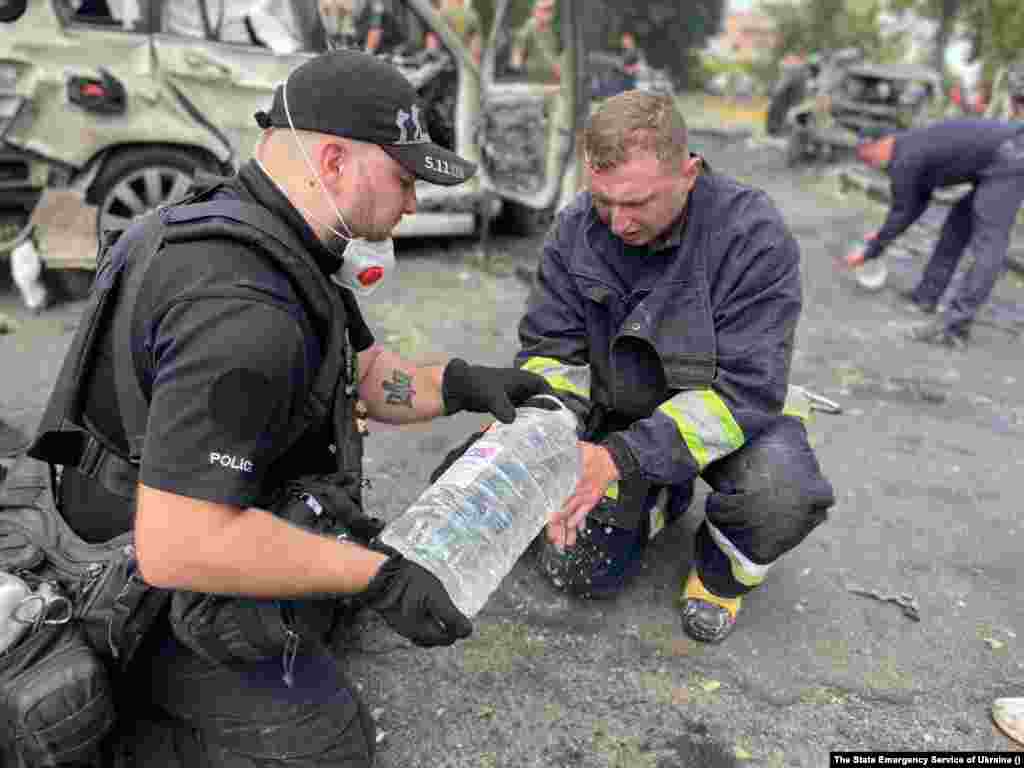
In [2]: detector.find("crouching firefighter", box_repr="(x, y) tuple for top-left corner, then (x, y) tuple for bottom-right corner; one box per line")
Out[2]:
(436, 91), (838, 645)
(0, 49), (554, 767)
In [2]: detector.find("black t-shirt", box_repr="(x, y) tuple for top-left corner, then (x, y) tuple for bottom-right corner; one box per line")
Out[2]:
(63, 161), (375, 543)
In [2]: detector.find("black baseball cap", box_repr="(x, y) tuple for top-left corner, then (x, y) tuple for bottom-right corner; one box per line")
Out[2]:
(255, 50), (476, 187)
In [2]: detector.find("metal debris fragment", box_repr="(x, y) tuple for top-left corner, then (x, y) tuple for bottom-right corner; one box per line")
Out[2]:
(846, 584), (921, 621)
(791, 385), (843, 414)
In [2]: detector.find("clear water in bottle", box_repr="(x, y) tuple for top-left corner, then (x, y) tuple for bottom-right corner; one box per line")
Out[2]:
(378, 395), (580, 618)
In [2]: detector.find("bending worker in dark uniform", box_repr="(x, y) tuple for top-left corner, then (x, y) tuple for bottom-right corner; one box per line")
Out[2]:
(845, 65), (1024, 348)
(26, 50), (549, 766)
(516, 91), (836, 644)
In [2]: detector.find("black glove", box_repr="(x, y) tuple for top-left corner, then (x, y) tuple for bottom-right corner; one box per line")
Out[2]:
(428, 396), (562, 484)
(361, 547), (473, 647)
(441, 358), (553, 424)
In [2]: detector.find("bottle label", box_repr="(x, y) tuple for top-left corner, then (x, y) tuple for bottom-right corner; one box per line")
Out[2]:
(439, 442), (504, 489)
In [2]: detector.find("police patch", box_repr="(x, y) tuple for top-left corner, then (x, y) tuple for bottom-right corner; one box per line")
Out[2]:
(210, 368), (274, 441)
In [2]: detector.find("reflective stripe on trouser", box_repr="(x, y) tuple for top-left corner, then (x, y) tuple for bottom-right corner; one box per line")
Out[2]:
(695, 414), (835, 599)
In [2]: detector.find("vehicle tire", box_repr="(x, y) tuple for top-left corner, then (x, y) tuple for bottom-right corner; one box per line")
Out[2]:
(88, 147), (215, 235)
(766, 74), (806, 136)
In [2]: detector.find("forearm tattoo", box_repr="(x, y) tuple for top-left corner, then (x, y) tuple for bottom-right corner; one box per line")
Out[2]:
(382, 369), (416, 408)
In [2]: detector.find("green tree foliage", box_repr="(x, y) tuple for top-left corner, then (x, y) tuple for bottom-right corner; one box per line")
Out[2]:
(762, 0), (893, 62)
(475, 0), (725, 88)
(600, 0), (725, 87)
(887, 0), (959, 77)
(961, 0), (1024, 79)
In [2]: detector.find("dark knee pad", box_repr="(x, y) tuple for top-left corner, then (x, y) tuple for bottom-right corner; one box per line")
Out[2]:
(535, 520), (646, 598)
(703, 415), (835, 564)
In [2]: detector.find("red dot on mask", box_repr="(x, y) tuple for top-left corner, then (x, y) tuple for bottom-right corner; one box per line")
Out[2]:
(358, 266), (385, 286)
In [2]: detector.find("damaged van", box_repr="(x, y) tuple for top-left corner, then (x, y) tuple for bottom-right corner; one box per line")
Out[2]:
(0, 0), (585, 275)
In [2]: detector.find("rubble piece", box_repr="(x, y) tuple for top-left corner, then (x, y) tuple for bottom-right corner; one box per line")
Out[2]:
(0, 419), (29, 459)
(0, 313), (18, 335)
(992, 698), (1024, 746)
(846, 583), (921, 621)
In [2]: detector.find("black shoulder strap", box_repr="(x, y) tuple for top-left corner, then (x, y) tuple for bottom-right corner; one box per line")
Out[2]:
(30, 196), (352, 499)
(111, 211), (173, 461)
(27, 212), (168, 486)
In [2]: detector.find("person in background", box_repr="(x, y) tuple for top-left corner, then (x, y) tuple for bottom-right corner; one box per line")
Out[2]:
(318, 0), (402, 53)
(509, 0), (560, 84)
(844, 67), (1024, 349)
(161, 0), (309, 54)
(426, 0), (482, 65)
(993, 698), (1024, 747)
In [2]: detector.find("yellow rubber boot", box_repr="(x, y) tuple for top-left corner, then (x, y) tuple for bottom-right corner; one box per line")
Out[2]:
(679, 568), (741, 643)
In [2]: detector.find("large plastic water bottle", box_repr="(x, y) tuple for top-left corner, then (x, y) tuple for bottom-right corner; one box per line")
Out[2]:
(378, 395), (580, 618)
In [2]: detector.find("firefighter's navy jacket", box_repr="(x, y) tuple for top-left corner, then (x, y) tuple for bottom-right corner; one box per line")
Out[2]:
(516, 169), (802, 490)
(863, 118), (1024, 262)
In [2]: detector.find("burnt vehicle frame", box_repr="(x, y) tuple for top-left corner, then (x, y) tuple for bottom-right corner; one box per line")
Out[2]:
(1, 0), (585, 275)
(784, 62), (943, 168)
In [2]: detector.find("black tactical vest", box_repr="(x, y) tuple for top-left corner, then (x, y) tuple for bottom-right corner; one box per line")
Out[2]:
(5, 190), (364, 665)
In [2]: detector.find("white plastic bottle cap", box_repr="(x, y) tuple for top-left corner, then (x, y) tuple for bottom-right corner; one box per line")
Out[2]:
(854, 258), (888, 292)
(10, 240), (49, 311)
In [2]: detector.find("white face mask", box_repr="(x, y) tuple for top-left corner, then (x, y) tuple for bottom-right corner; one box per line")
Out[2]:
(279, 73), (396, 297)
(331, 237), (395, 296)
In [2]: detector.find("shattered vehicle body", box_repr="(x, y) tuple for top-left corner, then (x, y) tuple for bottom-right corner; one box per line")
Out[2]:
(765, 46), (863, 137)
(0, 0), (583, 272)
(785, 62), (943, 167)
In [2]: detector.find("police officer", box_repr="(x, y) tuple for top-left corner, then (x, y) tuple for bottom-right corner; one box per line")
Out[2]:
(509, 0), (561, 83)
(52, 50), (549, 766)
(844, 72), (1024, 349)
(513, 91), (835, 644)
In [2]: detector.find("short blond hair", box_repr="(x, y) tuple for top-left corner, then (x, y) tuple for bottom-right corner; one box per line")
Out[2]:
(582, 91), (688, 172)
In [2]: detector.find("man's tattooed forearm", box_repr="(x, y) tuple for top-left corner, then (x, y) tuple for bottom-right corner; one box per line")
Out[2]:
(382, 369), (416, 407)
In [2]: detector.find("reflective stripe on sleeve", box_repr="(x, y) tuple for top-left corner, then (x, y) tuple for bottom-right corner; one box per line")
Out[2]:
(706, 519), (772, 587)
(521, 356), (591, 399)
(658, 389), (745, 470)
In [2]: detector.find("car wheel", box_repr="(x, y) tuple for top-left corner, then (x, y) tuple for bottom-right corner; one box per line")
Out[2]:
(89, 147), (213, 235)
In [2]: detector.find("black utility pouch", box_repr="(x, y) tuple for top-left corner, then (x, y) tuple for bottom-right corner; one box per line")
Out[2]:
(0, 608), (116, 767)
(0, 457), (168, 667)
(168, 474), (385, 682)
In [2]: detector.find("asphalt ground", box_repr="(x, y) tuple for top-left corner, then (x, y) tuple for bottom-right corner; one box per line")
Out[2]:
(1, 132), (1023, 767)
